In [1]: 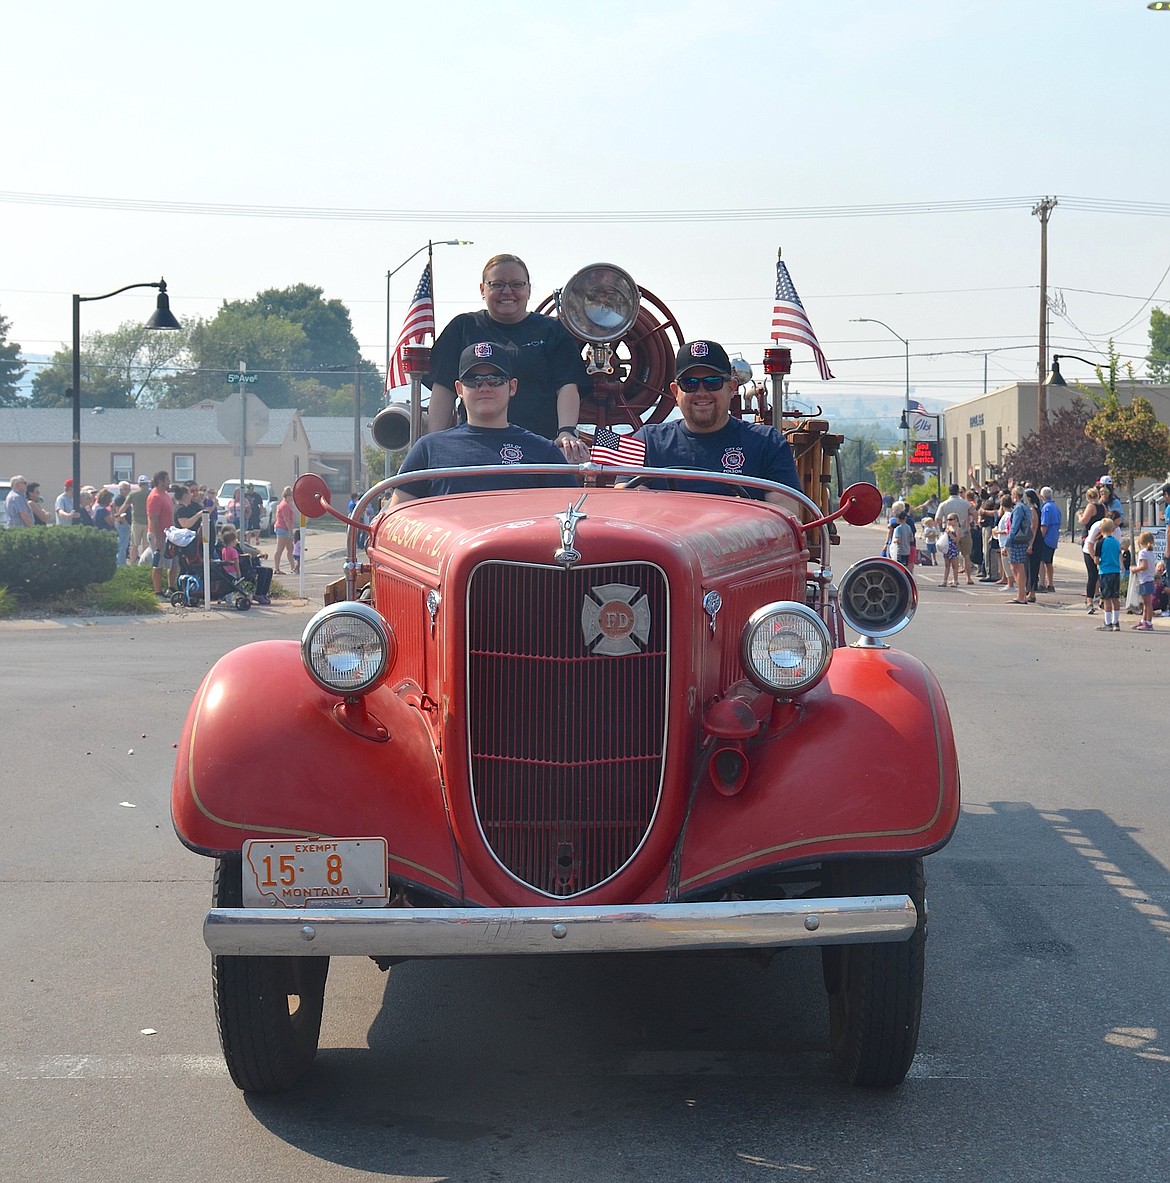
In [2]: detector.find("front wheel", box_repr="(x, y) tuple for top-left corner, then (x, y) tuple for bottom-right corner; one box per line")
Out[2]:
(211, 858), (329, 1092)
(821, 857), (925, 1088)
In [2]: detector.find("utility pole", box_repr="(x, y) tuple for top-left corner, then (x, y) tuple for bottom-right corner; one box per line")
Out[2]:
(1032, 196), (1057, 425)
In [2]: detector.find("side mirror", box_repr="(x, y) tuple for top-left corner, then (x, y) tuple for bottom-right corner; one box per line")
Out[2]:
(838, 483), (884, 526)
(293, 474), (332, 519)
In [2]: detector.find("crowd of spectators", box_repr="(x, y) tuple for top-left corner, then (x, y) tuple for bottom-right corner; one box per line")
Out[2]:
(4, 472), (272, 598)
(882, 474), (1170, 629)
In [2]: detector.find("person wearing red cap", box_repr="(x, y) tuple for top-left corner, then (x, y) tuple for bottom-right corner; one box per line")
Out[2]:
(54, 477), (80, 525)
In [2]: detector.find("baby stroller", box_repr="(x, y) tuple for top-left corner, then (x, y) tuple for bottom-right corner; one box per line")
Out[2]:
(165, 527), (251, 610)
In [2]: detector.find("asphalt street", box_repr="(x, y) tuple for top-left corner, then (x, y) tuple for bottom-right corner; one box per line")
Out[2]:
(1, 515), (1167, 1182)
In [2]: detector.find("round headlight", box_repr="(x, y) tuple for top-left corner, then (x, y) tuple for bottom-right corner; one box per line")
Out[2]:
(740, 602), (833, 697)
(300, 602), (393, 696)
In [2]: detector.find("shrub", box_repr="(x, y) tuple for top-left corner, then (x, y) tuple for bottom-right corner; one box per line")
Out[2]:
(0, 528), (118, 599)
(93, 565), (160, 613)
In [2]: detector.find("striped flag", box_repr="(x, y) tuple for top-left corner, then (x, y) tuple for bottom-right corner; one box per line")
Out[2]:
(386, 263), (435, 391)
(770, 257), (835, 380)
(590, 425), (646, 467)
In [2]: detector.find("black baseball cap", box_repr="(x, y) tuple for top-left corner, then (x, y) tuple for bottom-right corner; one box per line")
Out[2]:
(458, 342), (513, 382)
(675, 339), (734, 378)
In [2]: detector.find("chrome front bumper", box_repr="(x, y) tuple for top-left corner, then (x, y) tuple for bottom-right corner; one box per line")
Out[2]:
(203, 896), (917, 958)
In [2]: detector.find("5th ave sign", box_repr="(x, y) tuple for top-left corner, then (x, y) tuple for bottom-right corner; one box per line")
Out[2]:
(226, 372), (258, 384)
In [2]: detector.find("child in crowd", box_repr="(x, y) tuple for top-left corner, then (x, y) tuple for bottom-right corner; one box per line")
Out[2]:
(218, 528), (242, 580)
(889, 511), (914, 568)
(941, 513), (962, 587)
(1094, 516), (1122, 632)
(922, 516), (939, 566)
(291, 529), (302, 575)
(1155, 560), (1169, 616)
(1131, 530), (1156, 630)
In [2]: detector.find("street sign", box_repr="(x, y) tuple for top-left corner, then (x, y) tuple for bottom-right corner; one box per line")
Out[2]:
(217, 389), (270, 445)
(226, 372), (259, 384)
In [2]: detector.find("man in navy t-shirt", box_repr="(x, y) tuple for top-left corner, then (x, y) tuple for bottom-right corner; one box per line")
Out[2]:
(391, 342), (578, 505)
(631, 340), (802, 501)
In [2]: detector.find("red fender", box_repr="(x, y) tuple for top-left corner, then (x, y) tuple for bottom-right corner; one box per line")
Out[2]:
(170, 640), (460, 900)
(677, 646), (959, 895)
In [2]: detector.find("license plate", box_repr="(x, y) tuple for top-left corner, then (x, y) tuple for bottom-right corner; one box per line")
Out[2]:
(242, 837), (389, 908)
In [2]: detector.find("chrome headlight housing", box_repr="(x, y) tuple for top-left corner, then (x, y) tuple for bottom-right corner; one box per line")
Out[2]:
(301, 602), (394, 696)
(740, 601), (833, 697)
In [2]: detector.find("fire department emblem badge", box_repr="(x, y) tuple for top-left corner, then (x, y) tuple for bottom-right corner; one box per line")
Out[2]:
(499, 443), (524, 464)
(473, 342), (494, 359)
(721, 448), (746, 474)
(690, 342), (709, 359)
(581, 582), (651, 656)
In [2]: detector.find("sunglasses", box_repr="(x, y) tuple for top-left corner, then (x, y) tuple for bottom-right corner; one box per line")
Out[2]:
(484, 280), (529, 292)
(460, 374), (508, 388)
(676, 374), (728, 393)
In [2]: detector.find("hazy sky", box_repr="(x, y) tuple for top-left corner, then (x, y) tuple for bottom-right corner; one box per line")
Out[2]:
(3, 0), (1167, 407)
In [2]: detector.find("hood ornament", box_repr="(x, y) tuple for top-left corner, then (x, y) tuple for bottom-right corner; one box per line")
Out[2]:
(554, 494), (588, 568)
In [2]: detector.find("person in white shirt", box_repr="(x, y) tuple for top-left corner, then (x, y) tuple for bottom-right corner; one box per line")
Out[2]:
(936, 483), (973, 584)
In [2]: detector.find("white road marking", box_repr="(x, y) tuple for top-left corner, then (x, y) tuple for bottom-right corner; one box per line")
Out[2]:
(0, 1054), (228, 1080)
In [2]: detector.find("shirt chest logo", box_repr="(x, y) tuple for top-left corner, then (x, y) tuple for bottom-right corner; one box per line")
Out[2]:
(500, 444), (524, 464)
(721, 448), (746, 474)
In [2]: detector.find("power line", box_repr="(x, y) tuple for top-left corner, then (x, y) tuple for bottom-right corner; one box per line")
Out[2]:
(4, 190), (1170, 225)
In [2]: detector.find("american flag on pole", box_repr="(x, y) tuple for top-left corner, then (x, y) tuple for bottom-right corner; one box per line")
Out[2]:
(910, 400), (927, 413)
(771, 256), (835, 380)
(590, 425), (646, 468)
(386, 263), (435, 391)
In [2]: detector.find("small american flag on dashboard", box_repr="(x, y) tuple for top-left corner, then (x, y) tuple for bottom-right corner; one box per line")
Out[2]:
(771, 256), (835, 380)
(386, 263), (435, 391)
(590, 425), (646, 467)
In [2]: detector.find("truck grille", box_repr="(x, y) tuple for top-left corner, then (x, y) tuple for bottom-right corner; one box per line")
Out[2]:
(467, 561), (669, 896)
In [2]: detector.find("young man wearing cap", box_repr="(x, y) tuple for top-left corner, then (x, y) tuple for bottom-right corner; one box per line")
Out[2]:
(628, 340), (802, 501)
(390, 342), (578, 506)
(123, 476), (152, 562)
(55, 478), (79, 525)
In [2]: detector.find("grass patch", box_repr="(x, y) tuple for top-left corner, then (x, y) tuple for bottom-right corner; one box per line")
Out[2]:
(0, 562), (160, 618)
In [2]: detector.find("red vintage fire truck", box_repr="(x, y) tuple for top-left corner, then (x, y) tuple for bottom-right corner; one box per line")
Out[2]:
(171, 265), (959, 1094)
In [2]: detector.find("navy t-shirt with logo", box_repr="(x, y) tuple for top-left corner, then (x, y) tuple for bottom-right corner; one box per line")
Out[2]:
(395, 424), (578, 500)
(426, 311), (590, 440)
(633, 418), (803, 498)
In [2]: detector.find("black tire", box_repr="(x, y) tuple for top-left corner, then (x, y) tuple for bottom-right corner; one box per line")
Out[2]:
(169, 592), (185, 608)
(211, 858), (329, 1093)
(821, 857), (925, 1088)
(233, 593), (251, 611)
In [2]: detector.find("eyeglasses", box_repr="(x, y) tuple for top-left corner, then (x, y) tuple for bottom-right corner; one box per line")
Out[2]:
(676, 374), (728, 393)
(484, 280), (529, 292)
(460, 374), (508, 388)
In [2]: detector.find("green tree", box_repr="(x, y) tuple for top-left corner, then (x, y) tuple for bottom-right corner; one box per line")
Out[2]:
(0, 311), (25, 406)
(1083, 341), (1170, 542)
(1001, 397), (1106, 518)
(29, 321), (188, 408)
(1147, 308), (1170, 384)
(164, 285), (380, 414)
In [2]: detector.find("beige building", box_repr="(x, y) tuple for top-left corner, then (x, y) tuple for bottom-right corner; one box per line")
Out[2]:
(941, 381), (1170, 488)
(0, 402), (373, 497)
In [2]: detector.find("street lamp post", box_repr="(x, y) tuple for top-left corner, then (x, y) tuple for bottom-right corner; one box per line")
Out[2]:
(71, 279), (181, 510)
(1045, 354), (1101, 388)
(384, 240), (473, 378)
(853, 317), (911, 494)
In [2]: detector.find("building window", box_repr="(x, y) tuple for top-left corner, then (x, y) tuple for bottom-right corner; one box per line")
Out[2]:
(173, 454), (196, 483)
(294, 455), (301, 479)
(111, 453), (134, 483)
